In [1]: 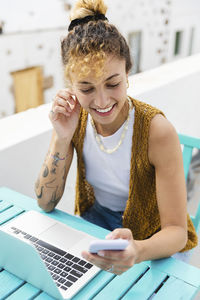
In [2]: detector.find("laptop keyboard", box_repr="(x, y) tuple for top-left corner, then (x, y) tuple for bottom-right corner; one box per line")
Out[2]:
(10, 227), (93, 291)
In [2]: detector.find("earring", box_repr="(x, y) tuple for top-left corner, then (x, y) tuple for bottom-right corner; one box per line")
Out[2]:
(127, 80), (129, 89)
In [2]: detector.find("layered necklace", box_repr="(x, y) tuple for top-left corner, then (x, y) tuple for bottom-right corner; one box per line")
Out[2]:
(90, 96), (132, 154)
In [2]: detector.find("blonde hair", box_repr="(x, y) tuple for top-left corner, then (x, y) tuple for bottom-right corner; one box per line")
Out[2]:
(70, 0), (107, 20)
(61, 0), (132, 84)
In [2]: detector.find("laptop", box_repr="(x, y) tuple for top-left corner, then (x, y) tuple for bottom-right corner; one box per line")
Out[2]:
(0, 210), (101, 299)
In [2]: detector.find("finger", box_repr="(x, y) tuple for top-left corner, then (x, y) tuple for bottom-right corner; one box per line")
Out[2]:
(82, 251), (113, 267)
(97, 249), (131, 261)
(106, 228), (133, 241)
(81, 251), (133, 275)
(51, 106), (70, 119)
(57, 89), (76, 106)
(56, 97), (72, 112)
(82, 250), (127, 268)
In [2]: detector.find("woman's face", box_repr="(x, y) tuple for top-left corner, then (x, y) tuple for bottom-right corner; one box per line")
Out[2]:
(70, 55), (128, 127)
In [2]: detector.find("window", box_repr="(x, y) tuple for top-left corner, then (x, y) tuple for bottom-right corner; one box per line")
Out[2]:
(128, 31), (142, 75)
(174, 31), (183, 56)
(188, 27), (194, 56)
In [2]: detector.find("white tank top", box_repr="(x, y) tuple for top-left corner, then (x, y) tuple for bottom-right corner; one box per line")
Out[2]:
(83, 107), (135, 211)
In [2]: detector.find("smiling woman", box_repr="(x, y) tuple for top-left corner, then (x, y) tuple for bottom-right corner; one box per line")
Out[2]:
(35, 0), (198, 276)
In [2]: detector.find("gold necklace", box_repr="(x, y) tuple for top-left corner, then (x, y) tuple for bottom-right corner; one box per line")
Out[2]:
(90, 97), (132, 154)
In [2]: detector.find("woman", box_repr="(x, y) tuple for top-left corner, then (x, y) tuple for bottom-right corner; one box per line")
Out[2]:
(35, 0), (198, 275)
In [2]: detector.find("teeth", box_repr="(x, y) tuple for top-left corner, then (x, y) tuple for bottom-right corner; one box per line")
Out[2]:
(95, 105), (113, 113)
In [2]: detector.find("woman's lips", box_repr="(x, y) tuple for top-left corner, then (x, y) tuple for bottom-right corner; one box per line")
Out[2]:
(92, 104), (116, 117)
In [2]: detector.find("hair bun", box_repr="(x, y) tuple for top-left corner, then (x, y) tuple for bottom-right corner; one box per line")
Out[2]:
(70, 0), (107, 21)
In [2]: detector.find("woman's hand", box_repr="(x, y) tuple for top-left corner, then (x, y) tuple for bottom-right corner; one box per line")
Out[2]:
(82, 228), (139, 275)
(49, 89), (81, 141)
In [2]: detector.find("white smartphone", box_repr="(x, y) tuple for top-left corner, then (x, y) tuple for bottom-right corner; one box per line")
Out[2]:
(89, 239), (129, 253)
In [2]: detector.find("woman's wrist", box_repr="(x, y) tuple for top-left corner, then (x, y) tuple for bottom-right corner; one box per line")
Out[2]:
(49, 134), (72, 162)
(134, 240), (145, 264)
(54, 134), (71, 147)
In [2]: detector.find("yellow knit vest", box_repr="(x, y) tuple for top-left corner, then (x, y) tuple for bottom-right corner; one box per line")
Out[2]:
(72, 97), (198, 252)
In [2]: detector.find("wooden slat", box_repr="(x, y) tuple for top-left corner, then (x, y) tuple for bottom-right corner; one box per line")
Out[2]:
(5, 283), (40, 300)
(0, 206), (25, 225)
(148, 257), (200, 287)
(34, 292), (56, 300)
(73, 271), (114, 300)
(153, 276), (197, 300)
(121, 268), (167, 300)
(0, 270), (24, 299)
(0, 187), (42, 211)
(0, 187), (109, 239)
(0, 200), (12, 213)
(0, 187), (200, 300)
(93, 264), (149, 300)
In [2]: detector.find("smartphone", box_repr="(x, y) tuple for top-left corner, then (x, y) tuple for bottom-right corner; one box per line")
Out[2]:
(89, 239), (129, 254)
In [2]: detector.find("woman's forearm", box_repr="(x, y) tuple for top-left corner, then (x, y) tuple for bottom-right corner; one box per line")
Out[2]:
(135, 225), (188, 263)
(35, 135), (73, 212)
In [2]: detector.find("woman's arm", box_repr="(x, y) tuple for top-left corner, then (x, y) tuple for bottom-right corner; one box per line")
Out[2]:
(81, 114), (188, 274)
(35, 130), (74, 212)
(35, 88), (80, 212)
(135, 114), (187, 261)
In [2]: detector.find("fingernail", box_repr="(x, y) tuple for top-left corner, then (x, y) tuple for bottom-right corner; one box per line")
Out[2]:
(105, 234), (113, 240)
(98, 251), (105, 257)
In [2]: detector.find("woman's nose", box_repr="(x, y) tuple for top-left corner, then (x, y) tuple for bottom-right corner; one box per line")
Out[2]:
(94, 91), (109, 108)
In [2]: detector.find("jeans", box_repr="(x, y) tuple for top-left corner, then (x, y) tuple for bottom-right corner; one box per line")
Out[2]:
(81, 200), (123, 231)
(81, 201), (192, 263)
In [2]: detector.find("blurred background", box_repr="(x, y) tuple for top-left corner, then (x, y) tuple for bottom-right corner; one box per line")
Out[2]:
(0, 0), (200, 118)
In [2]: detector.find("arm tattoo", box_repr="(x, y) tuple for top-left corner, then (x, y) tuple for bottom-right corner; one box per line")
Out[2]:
(49, 186), (60, 206)
(43, 164), (49, 177)
(50, 168), (56, 175)
(36, 186), (44, 199)
(45, 178), (56, 188)
(52, 152), (63, 167)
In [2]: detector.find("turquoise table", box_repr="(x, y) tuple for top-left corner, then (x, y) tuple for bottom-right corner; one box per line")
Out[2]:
(0, 187), (200, 300)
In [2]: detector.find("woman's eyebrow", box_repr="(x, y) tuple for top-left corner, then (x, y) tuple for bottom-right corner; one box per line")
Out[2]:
(78, 73), (120, 85)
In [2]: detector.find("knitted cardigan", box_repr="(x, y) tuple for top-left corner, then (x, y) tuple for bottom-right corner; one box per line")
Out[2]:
(72, 97), (198, 252)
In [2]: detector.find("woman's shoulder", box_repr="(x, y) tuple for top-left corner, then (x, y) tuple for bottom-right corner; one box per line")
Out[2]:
(148, 114), (180, 164)
(149, 114), (177, 143)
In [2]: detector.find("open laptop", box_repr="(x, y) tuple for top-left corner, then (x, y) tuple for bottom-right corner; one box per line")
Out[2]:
(0, 210), (101, 299)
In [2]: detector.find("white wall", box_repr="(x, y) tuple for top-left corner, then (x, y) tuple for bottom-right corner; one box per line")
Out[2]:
(0, 54), (200, 214)
(167, 0), (200, 61)
(128, 53), (200, 137)
(0, 103), (76, 214)
(1, 0), (200, 118)
(1, 0), (68, 32)
(0, 29), (67, 117)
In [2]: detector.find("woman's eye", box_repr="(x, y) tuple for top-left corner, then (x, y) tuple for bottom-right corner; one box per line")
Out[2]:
(107, 83), (120, 88)
(80, 88), (94, 94)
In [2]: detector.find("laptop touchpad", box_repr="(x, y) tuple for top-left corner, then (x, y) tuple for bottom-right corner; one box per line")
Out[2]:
(39, 223), (86, 250)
